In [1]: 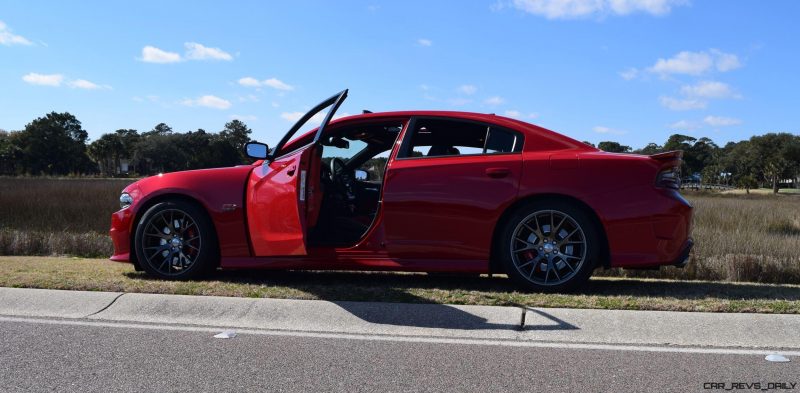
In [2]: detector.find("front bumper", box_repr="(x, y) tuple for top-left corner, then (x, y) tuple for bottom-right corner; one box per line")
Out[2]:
(109, 206), (134, 262)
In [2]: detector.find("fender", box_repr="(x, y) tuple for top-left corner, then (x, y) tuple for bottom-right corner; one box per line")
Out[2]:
(127, 165), (256, 257)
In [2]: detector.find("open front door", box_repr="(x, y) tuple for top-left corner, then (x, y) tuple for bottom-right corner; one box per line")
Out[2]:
(246, 90), (347, 256)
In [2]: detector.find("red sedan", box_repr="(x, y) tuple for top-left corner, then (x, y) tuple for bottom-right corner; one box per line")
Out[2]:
(110, 90), (693, 291)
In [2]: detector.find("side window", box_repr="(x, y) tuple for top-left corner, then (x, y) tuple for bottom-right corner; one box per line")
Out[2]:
(399, 118), (521, 158)
(485, 128), (518, 153)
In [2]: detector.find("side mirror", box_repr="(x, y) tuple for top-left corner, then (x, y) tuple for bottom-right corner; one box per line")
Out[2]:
(354, 169), (369, 181)
(245, 142), (269, 159)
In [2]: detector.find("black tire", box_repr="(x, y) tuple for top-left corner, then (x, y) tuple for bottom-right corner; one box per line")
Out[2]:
(497, 200), (600, 292)
(134, 200), (218, 280)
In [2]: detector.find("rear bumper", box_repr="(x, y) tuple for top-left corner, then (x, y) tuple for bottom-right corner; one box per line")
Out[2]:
(591, 187), (694, 268)
(672, 238), (694, 268)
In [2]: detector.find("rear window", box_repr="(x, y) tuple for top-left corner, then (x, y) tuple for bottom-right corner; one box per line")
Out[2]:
(400, 118), (522, 158)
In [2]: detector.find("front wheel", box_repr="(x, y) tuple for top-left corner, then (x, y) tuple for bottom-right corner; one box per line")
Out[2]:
(498, 201), (600, 292)
(134, 200), (218, 280)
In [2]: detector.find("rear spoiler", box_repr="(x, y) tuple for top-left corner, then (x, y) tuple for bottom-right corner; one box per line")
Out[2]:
(650, 150), (683, 161)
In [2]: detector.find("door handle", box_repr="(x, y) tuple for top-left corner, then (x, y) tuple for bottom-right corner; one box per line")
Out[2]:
(286, 165), (297, 176)
(485, 167), (510, 178)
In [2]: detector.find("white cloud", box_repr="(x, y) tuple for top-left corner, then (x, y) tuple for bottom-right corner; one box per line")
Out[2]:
(650, 51), (713, 76)
(484, 96), (505, 105)
(181, 95), (232, 110)
(0, 21), (32, 46)
(140, 46), (182, 63)
(238, 94), (260, 103)
(141, 43), (235, 63)
(238, 77), (261, 87)
(507, 0), (687, 19)
(619, 67), (639, 80)
(648, 49), (741, 77)
(68, 79), (111, 90)
(417, 38), (432, 47)
(680, 80), (739, 99)
(703, 115), (741, 127)
(660, 81), (740, 111)
(668, 119), (701, 130)
(592, 125), (626, 135)
(659, 96), (707, 111)
(458, 84), (477, 95)
(608, 0), (684, 15)
(22, 73), (63, 86)
(263, 78), (294, 91)
(238, 77), (294, 91)
(504, 110), (522, 118)
(711, 49), (741, 72)
(23, 73), (110, 90)
(184, 42), (233, 61)
(281, 111), (307, 122)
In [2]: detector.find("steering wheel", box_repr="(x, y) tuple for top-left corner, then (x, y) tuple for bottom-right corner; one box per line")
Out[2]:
(330, 157), (356, 201)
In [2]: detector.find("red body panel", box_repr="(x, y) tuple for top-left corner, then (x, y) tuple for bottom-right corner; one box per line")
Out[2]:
(246, 147), (311, 256)
(382, 153), (522, 260)
(110, 111), (693, 273)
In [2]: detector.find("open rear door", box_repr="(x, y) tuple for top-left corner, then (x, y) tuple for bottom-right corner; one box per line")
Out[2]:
(246, 90), (348, 256)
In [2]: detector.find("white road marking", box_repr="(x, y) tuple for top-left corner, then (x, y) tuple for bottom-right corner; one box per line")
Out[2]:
(1, 315), (797, 357)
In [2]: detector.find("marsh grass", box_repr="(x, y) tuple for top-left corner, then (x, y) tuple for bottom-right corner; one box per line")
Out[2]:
(0, 177), (130, 257)
(1, 177), (798, 284)
(0, 177), (132, 233)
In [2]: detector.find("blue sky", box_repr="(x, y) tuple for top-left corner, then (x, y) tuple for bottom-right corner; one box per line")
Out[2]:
(1, 0), (798, 148)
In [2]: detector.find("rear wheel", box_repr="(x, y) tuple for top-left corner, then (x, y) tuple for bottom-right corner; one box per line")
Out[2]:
(498, 201), (599, 292)
(134, 200), (217, 280)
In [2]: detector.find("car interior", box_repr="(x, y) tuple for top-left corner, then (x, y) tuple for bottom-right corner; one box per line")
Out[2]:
(308, 122), (403, 247)
(402, 118), (522, 158)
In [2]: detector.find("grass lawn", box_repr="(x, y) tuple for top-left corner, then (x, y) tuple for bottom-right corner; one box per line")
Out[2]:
(2, 256), (799, 314)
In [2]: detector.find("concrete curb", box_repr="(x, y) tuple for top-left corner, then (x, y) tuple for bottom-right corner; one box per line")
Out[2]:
(522, 308), (800, 348)
(88, 293), (522, 338)
(0, 287), (123, 318)
(1, 287), (798, 348)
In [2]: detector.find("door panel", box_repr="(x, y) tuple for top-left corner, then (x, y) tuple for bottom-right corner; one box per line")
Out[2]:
(244, 90), (347, 257)
(381, 154), (522, 260)
(247, 147), (313, 256)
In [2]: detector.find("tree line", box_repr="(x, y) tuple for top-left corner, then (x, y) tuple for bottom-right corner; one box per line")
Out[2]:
(1, 111), (798, 193)
(0, 112), (252, 177)
(589, 133), (800, 193)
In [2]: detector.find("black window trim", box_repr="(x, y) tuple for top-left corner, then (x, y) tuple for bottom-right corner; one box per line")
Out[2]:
(396, 116), (524, 161)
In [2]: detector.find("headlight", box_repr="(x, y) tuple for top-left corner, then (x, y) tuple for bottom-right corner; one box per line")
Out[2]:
(120, 192), (133, 209)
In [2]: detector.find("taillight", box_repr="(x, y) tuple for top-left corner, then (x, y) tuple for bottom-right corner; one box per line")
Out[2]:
(656, 166), (681, 189)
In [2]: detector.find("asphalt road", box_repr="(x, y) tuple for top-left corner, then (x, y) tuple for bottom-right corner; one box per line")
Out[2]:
(0, 318), (796, 393)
